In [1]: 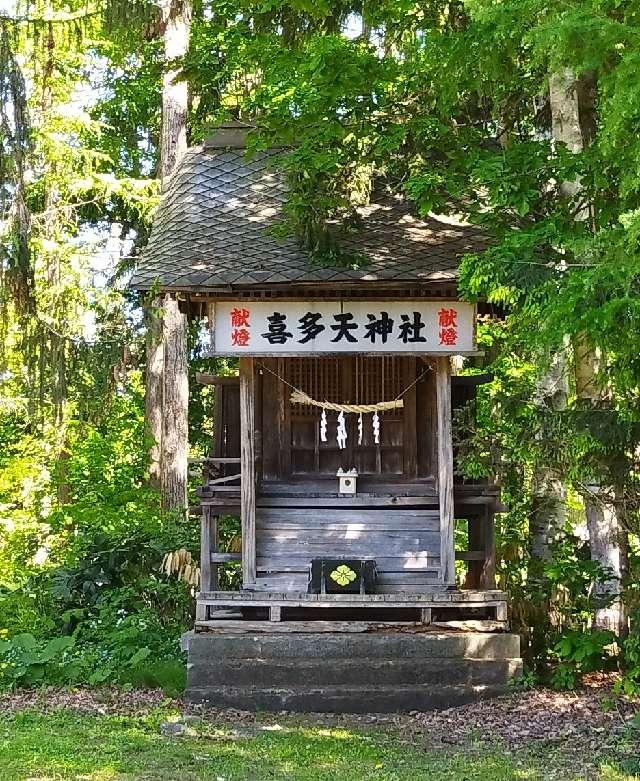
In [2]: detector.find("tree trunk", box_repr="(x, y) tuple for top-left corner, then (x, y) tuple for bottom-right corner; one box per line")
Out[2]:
(161, 294), (188, 511)
(584, 486), (628, 635)
(144, 0), (192, 501)
(160, 0), (192, 188)
(530, 350), (568, 572)
(145, 298), (164, 486)
(549, 69), (627, 634)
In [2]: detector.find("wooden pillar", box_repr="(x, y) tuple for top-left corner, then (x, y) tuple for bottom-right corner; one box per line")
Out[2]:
(436, 356), (455, 586)
(240, 357), (256, 588)
(466, 515), (483, 589)
(480, 505), (497, 589)
(161, 294), (188, 511)
(201, 507), (217, 590)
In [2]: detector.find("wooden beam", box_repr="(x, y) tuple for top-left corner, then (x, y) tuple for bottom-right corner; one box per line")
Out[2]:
(195, 372), (239, 386)
(239, 357), (256, 587)
(436, 356), (455, 585)
(210, 552), (242, 563)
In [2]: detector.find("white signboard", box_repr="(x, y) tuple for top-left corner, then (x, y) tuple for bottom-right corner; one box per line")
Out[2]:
(207, 300), (475, 355)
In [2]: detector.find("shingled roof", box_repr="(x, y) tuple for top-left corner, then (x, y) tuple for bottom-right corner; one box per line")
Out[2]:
(130, 124), (487, 291)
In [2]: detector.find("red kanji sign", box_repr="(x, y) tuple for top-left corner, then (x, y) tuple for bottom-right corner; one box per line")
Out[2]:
(230, 307), (250, 328)
(438, 307), (458, 328)
(213, 301), (475, 355)
(439, 327), (458, 346)
(231, 328), (250, 347)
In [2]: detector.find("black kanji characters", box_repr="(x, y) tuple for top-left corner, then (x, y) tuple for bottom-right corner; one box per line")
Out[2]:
(298, 311), (325, 343)
(330, 312), (358, 342)
(398, 311), (427, 343)
(364, 311), (394, 344)
(261, 312), (293, 344)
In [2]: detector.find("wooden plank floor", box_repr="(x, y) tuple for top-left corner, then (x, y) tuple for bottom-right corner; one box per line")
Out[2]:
(199, 589), (507, 605)
(194, 619), (508, 634)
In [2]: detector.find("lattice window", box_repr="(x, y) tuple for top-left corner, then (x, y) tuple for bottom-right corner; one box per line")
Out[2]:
(287, 357), (409, 476)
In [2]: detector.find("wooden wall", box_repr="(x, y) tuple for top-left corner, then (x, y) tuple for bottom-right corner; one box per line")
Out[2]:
(254, 507), (442, 592)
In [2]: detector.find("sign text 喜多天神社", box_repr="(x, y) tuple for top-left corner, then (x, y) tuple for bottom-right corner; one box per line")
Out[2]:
(206, 301), (476, 355)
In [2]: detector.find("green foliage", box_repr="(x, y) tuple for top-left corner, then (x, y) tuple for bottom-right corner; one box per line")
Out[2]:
(618, 611), (640, 697)
(550, 629), (617, 690)
(0, 633), (74, 688)
(0, 376), (194, 694)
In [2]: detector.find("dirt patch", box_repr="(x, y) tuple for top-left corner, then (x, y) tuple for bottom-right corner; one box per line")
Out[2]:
(0, 686), (169, 716)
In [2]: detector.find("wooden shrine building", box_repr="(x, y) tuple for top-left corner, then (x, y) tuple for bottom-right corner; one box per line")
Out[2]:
(132, 123), (521, 711)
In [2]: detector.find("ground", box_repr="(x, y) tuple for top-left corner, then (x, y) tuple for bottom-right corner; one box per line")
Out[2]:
(0, 680), (638, 781)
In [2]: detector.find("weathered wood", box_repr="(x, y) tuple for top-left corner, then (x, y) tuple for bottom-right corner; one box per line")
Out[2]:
(420, 608), (432, 624)
(260, 481), (441, 497)
(257, 517), (441, 530)
(240, 357), (257, 587)
(200, 506), (214, 594)
(257, 507), (440, 524)
(455, 550), (485, 562)
(464, 516), (483, 589)
(261, 359), (281, 480)
(259, 495), (439, 507)
(196, 373), (240, 386)
(161, 294), (189, 511)
(256, 557), (440, 573)
(436, 356), (455, 585)
(195, 620), (419, 633)
(257, 537), (441, 555)
(431, 620), (507, 632)
(278, 358), (292, 476)
(197, 594), (509, 611)
(207, 472), (242, 486)
(200, 589), (506, 602)
(190, 457), (241, 465)
(195, 602), (208, 621)
(480, 507), (497, 590)
(210, 552), (242, 563)
(403, 358), (418, 478)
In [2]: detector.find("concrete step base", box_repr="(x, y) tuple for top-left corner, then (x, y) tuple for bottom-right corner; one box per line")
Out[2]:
(182, 630), (522, 713)
(189, 657), (522, 688)
(187, 683), (512, 713)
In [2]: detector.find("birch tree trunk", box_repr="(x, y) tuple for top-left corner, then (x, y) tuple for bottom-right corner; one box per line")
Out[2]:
(530, 350), (569, 572)
(549, 69), (628, 635)
(161, 294), (188, 511)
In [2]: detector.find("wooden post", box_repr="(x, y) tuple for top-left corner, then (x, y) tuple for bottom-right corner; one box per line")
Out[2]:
(436, 356), (455, 586)
(161, 294), (188, 511)
(480, 506), (497, 590)
(240, 357), (256, 588)
(465, 515), (482, 589)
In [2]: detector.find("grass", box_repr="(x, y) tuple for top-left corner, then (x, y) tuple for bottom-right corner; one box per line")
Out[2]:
(0, 708), (637, 781)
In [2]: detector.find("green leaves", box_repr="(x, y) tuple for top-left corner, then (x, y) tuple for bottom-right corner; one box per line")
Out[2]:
(0, 633), (75, 688)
